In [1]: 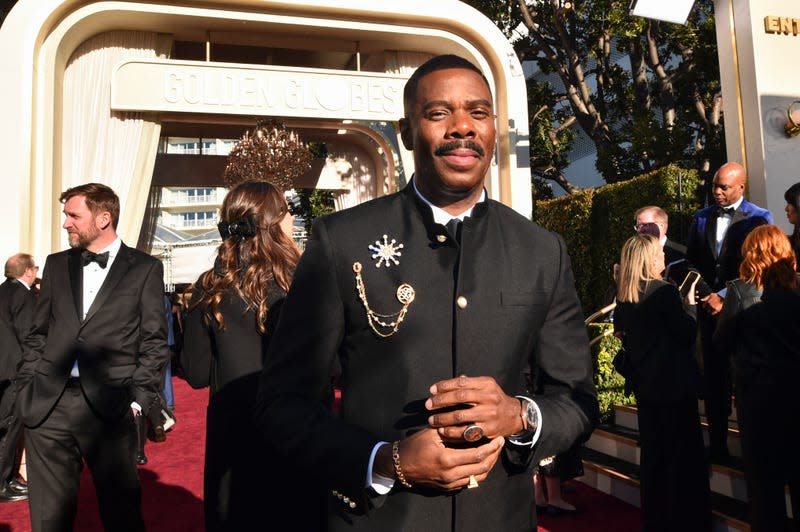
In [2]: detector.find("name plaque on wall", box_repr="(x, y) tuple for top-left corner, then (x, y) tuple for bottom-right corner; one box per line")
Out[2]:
(111, 59), (407, 120)
(764, 15), (800, 35)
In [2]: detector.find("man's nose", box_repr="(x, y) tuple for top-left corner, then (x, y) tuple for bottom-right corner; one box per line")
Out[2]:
(446, 111), (476, 138)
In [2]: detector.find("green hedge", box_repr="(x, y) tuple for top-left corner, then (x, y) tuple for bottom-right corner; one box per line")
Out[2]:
(588, 322), (635, 424)
(535, 165), (701, 313)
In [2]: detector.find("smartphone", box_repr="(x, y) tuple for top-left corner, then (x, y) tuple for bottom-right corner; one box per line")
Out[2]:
(678, 270), (701, 297)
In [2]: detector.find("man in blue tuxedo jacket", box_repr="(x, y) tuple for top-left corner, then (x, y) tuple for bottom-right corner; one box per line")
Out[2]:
(686, 162), (772, 460)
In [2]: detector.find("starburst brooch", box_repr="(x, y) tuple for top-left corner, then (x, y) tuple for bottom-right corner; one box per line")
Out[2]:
(369, 234), (404, 268)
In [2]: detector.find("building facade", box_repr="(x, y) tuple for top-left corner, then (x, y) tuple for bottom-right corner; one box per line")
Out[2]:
(0, 0), (533, 263)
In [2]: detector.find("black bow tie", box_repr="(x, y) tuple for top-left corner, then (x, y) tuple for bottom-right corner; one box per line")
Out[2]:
(716, 206), (735, 217)
(81, 250), (109, 268)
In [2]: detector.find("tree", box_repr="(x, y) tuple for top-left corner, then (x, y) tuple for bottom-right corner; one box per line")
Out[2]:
(0, 0), (17, 28)
(465, 0), (725, 194)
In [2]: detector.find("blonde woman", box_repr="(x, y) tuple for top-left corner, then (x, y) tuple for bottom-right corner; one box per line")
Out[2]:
(614, 234), (710, 532)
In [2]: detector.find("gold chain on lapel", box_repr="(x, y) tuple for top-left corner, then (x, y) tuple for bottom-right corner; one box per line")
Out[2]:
(353, 262), (415, 338)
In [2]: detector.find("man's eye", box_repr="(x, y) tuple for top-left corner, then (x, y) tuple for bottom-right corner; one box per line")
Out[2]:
(471, 110), (491, 119)
(426, 110), (449, 120)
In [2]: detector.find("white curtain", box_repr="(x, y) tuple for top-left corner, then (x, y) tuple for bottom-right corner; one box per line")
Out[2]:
(62, 31), (172, 247)
(383, 51), (432, 75)
(383, 51), (430, 193)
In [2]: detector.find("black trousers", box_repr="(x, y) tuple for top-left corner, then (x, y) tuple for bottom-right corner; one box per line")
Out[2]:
(25, 381), (144, 532)
(0, 379), (22, 484)
(737, 375), (800, 532)
(637, 398), (711, 532)
(698, 310), (730, 454)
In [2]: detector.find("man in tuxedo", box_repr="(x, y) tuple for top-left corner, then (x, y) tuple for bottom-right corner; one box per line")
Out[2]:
(17, 183), (168, 531)
(686, 162), (772, 459)
(0, 253), (38, 502)
(256, 55), (597, 531)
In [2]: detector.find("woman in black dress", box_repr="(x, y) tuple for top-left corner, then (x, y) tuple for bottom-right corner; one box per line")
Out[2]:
(182, 179), (315, 530)
(714, 224), (800, 532)
(614, 234), (710, 532)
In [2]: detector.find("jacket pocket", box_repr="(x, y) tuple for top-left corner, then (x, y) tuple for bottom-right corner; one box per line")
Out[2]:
(501, 290), (548, 307)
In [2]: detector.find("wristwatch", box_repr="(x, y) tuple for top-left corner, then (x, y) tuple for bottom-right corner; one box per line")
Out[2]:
(508, 396), (539, 446)
(519, 397), (539, 433)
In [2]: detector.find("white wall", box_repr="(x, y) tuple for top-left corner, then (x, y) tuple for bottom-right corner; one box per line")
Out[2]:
(715, 0), (800, 231)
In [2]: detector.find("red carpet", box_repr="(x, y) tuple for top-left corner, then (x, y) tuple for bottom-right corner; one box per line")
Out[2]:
(0, 377), (640, 531)
(0, 377), (208, 532)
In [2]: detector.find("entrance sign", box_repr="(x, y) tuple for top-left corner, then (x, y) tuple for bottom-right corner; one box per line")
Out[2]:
(112, 59), (407, 120)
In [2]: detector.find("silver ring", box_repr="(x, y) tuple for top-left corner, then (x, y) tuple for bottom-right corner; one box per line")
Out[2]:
(462, 424), (485, 443)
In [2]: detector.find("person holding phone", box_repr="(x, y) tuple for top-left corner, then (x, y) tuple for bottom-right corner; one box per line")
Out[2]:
(614, 233), (711, 532)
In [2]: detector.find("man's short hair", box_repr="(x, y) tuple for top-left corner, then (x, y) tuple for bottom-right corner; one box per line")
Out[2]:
(59, 183), (120, 229)
(403, 54), (491, 116)
(5, 253), (34, 279)
(634, 205), (668, 225)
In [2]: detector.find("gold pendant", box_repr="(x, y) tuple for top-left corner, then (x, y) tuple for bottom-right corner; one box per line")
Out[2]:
(353, 262), (415, 338)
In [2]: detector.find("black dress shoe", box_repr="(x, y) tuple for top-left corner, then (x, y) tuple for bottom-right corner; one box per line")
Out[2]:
(547, 504), (579, 516)
(8, 479), (28, 495)
(0, 485), (28, 502)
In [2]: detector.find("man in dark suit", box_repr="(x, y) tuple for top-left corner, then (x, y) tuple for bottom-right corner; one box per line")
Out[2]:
(256, 55), (597, 531)
(0, 253), (38, 502)
(686, 162), (772, 459)
(17, 183), (168, 532)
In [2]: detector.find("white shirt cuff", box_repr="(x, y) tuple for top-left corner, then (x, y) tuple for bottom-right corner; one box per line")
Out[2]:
(367, 441), (394, 494)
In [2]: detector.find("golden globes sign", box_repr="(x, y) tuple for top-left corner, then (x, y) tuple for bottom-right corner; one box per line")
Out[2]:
(111, 59), (407, 120)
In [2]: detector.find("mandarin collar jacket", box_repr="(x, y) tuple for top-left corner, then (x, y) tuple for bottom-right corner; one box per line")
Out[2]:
(256, 183), (597, 531)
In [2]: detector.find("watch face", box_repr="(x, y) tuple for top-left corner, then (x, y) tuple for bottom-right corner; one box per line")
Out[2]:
(526, 402), (538, 430)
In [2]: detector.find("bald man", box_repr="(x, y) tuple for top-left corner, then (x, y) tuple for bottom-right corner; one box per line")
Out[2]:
(686, 162), (772, 460)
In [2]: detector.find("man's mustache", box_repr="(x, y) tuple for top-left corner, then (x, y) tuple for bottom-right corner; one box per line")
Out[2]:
(435, 140), (485, 157)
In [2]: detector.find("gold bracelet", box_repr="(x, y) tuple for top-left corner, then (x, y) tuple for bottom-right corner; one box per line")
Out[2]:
(392, 440), (412, 488)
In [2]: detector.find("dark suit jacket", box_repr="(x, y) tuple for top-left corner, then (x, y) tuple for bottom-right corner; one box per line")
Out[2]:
(17, 243), (168, 426)
(182, 279), (322, 531)
(0, 278), (35, 382)
(614, 280), (701, 404)
(686, 200), (772, 291)
(720, 284), (800, 388)
(255, 184), (598, 531)
(713, 279), (762, 358)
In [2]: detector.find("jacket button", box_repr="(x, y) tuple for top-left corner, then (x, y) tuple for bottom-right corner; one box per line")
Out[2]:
(437, 234), (447, 243)
(456, 296), (468, 309)
(77, 336), (85, 342)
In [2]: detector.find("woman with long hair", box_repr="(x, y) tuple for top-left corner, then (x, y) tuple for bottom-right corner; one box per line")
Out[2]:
(181, 179), (313, 530)
(714, 224), (800, 531)
(614, 234), (710, 532)
(783, 182), (800, 265)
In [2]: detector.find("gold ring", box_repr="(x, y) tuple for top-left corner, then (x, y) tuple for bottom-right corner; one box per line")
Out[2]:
(467, 475), (479, 489)
(462, 424), (485, 442)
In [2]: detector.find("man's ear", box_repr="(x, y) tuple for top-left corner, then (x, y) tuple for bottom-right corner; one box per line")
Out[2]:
(96, 211), (112, 230)
(399, 117), (414, 151)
